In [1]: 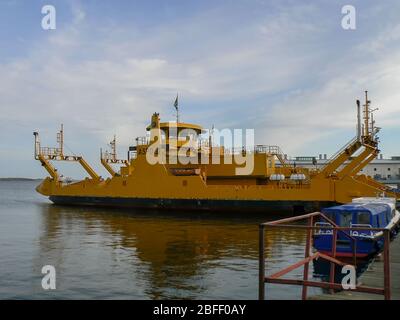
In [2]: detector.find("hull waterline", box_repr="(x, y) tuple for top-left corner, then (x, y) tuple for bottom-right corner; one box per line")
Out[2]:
(49, 195), (337, 213)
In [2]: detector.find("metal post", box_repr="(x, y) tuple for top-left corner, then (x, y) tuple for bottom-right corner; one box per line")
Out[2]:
(329, 228), (338, 293)
(352, 237), (357, 269)
(259, 224), (265, 300)
(111, 135), (117, 161)
(301, 216), (313, 300)
(33, 132), (40, 158)
(364, 91), (369, 137)
(383, 230), (391, 300)
(59, 124), (64, 156)
(356, 100), (361, 141)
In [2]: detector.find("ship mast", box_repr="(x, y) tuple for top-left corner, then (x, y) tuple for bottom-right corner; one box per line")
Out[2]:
(362, 90), (380, 144)
(110, 135), (117, 161)
(56, 124), (64, 156)
(363, 91), (370, 138)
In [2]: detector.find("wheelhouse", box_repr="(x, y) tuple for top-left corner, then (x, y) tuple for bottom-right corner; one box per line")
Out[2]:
(322, 203), (392, 230)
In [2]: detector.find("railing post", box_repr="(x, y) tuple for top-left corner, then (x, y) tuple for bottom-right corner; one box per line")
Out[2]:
(383, 229), (391, 300)
(352, 236), (357, 268)
(259, 224), (265, 300)
(329, 228), (338, 293)
(301, 216), (313, 300)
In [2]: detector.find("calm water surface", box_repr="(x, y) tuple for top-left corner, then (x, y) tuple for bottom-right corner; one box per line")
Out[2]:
(0, 180), (326, 299)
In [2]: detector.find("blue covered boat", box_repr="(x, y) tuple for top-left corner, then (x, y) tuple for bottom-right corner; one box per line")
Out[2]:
(313, 197), (400, 258)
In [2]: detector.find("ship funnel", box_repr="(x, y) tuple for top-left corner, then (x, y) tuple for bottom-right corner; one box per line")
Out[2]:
(356, 99), (361, 141)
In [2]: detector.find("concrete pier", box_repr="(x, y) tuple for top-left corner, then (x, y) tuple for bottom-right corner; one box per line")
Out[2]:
(311, 236), (400, 300)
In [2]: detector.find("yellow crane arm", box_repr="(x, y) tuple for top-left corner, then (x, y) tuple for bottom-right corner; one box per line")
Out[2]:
(78, 157), (100, 180)
(38, 154), (59, 180)
(349, 150), (379, 176)
(336, 145), (376, 179)
(317, 139), (362, 178)
(101, 158), (117, 177)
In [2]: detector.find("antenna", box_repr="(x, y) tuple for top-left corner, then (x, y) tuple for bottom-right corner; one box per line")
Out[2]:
(363, 91), (370, 137)
(370, 107), (379, 140)
(110, 135), (117, 161)
(56, 124), (64, 156)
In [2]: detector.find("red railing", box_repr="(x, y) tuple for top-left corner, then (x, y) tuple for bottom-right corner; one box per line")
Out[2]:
(258, 212), (391, 300)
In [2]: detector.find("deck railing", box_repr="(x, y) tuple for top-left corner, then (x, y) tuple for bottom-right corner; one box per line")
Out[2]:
(39, 147), (62, 157)
(259, 212), (392, 300)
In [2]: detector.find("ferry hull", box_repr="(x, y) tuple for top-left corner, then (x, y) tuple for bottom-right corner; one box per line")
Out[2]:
(49, 195), (337, 213)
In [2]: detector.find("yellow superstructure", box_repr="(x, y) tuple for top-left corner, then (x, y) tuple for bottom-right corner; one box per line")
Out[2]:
(34, 92), (399, 213)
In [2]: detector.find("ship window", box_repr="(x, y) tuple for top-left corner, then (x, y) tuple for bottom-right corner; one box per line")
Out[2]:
(374, 168), (377, 171)
(378, 214), (385, 227)
(386, 210), (391, 223)
(388, 168), (391, 171)
(357, 212), (370, 225)
(339, 211), (352, 227)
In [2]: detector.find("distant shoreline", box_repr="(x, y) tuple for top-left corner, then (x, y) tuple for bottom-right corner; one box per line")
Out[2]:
(0, 178), (42, 181)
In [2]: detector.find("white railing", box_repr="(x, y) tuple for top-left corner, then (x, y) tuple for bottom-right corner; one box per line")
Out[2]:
(350, 223), (375, 238)
(314, 222), (333, 235)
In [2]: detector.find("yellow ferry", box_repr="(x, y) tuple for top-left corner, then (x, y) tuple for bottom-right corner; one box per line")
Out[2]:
(34, 92), (399, 213)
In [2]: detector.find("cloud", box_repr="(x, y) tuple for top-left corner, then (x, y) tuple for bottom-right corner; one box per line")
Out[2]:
(0, 0), (399, 177)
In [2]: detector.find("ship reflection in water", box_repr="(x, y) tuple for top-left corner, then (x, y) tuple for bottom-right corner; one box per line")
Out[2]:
(0, 181), (327, 299)
(35, 205), (324, 299)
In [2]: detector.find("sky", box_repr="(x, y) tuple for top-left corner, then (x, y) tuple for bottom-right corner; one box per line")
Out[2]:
(0, 0), (399, 178)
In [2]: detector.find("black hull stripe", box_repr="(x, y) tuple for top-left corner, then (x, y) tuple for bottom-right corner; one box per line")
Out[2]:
(49, 196), (337, 212)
